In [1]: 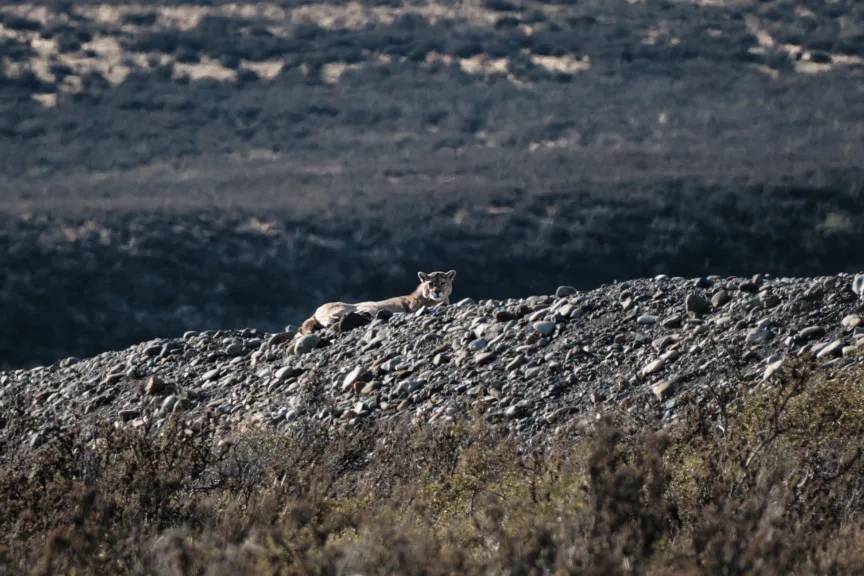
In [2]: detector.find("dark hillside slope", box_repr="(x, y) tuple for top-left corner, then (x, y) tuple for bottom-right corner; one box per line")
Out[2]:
(1, 0), (864, 368)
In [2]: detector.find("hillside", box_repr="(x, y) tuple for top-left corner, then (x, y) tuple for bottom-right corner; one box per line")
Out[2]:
(2, 0), (864, 369)
(4, 271), (864, 573)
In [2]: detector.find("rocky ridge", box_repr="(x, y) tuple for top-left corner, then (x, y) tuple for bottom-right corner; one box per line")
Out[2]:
(4, 271), (864, 449)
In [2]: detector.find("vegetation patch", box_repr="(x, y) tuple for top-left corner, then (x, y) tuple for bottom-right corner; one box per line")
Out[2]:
(2, 357), (864, 574)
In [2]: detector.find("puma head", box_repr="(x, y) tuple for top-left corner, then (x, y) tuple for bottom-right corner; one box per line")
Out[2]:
(417, 270), (456, 303)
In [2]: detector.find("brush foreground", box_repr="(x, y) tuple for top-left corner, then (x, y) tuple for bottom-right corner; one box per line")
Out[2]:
(3, 272), (864, 574)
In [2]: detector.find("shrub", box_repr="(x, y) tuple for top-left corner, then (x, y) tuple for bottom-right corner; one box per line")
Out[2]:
(2, 357), (864, 574)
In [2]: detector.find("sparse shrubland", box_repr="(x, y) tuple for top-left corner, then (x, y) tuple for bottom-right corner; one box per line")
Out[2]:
(3, 355), (864, 575)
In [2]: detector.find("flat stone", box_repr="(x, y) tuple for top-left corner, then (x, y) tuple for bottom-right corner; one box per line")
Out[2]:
(651, 380), (674, 401)
(798, 326), (825, 341)
(816, 340), (844, 359)
(641, 358), (665, 376)
(532, 321), (556, 336)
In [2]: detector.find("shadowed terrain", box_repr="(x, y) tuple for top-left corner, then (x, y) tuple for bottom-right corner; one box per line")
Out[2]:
(2, 0), (864, 369)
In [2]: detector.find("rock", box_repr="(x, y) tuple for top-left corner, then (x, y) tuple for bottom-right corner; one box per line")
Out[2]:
(798, 326), (825, 342)
(505, 405), (526, 419)
(816, 340), (844, 359)
(342, 366), (372, 393)
(842, 315), (862, 330)
(379, 357), (403, 372)
(506, 355), (526, 371)
(555, 286), (577, 298)
(338, 311), (371, 333)
(475, 352), (496, 366)
(637, 315), (658, 325)
(746, 328), (770, 346)
(267, 332), (294, 347)
(226, 344), (245, 356)
(802, 286), (825, 302)
(641, 358), (665, 376)
(275, 366), (295, 380)
(711, 290), (730, 308)
(468, 339), (488, 352)
(144, 375), (165, 395)
(651, 380), (674, 401)
(143, 345), (162, 357)
(294, 334), (320, 355)
(203, 368), (220, 381)
(760, 293), (780, 309)
(853, 274), (864, 299)
(652, 335), (676, 352)
(119, 409), (140, 422)
(433, 353), (450, 366)
(375, 309), (394, 321)
(533, 321), (556, 336)
(763, 358), (786, 381)
(685, 294), (712, 315)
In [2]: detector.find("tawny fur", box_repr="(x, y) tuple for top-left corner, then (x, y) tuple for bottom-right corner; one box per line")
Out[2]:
(300, 270), (456, 334)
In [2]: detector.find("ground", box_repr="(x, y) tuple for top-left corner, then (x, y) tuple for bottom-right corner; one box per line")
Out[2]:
(2, 0), (864, 369)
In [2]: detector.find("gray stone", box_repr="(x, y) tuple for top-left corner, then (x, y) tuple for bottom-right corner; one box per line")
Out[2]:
(798, 326), (825, 341)
(468, 338), (488, 352)
(637, 315), (659, 325)
(685, 294), (712, 315)
(711, 290), (730, 308)
(226, 344), (245, 357)
(275, 366), (295, 380)
(651, 380), (674, 401)
(294, 334), (321, 355)
(641, 358), (665, 376)
(746, 328), (770, 346)
(533, 321), (556, 336)
(816, 340), (844, 359)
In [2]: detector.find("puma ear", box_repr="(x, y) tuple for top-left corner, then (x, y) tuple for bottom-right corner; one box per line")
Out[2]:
(418, 271), (430, 282)
(446, 270), (456, 280)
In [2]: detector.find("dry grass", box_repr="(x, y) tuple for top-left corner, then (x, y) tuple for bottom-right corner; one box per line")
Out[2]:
(3, 355), (864, 574)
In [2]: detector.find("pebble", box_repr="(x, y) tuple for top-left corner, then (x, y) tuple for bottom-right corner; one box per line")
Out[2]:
(685, 294), (712, 315)
(746, 328), (770, 346)
(532, 321), (556, 336)
(144, 375), (165, 395)
(798, 326), (825, 341)
(294, 334), (320, 355)
(816, 340), (844, 359)
(711, 290), (730, 308)
(641, 358), (665, 376)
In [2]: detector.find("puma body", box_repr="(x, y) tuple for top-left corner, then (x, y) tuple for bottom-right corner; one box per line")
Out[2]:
(300, 270), (456, 334)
